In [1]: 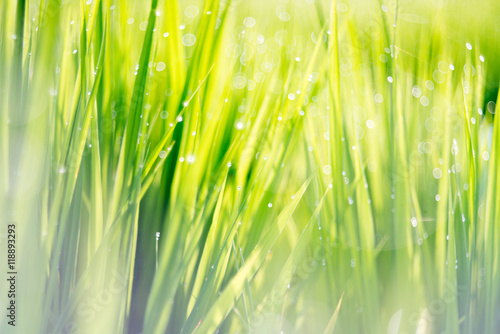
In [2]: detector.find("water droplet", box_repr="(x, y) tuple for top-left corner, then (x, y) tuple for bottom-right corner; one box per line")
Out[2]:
(57, 166), (67, 174)
(482, 151), (490, 161)
(127, 18), (134, 24)
(156, 62), (166, 71)
(233, 74), (247, 89)
(487, 101), (496, 114)
(435, 194), (441, 201)
(185, 5), (199, 18)
(323, 165), (332, 175)
(433, 168), (442, 179)
(243, 17), (256, 28)
(411, 217), (417, 227)
(420, 96), (429, 106)
(182, 34), (196, 46)
(466, 43), (472, 50)
(139, 21), (148, 31)
(412, 85), (422, 98)
(268, 203), (272, 208)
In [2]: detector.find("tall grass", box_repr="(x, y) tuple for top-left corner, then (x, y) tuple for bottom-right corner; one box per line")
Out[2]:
(1, 0), (500, 333)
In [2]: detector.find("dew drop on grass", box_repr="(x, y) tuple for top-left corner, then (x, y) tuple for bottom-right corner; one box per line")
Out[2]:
(156, 62), (165, 71)
(411, 217), (417, 227)
(482, 151), (490, 161)
(243, 17), (256, 28)
(279, 12), (291, 21)
(233, 74), (247, 89)
(324, 132), (330, 140)
(235, 121), (244, 130)
(412, 85), (422, 98)
(127, 18), (134, 24)
(268, 203), (272, 208)
(435, 194), (440, 201)
(356, 126), (364, 139)
(487, 101), (496, 114)
(433, 168), (442, 179)
(179, 157), (184, 162)
(323, 165), (332, 175)
(139, 21), (148, 31)
(433, 70), (445, 83)
(451, 140), (459, 156)
(417, 238), (423, 245)
(479, 55), (485, 62)
(163, 32), (169, 37)
(420, 96), (429, 106)
(227, 162), (232, 168)
(182, 34), (196, 46)
(374, 94), (383, 103)
(185, 5), (199, 18)
(366, 119), (374, 128)
(160, 111), (168, 119)
(387, 76), (393, 83)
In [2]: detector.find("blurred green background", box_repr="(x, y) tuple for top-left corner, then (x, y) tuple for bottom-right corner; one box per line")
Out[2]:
(1, 0), (500, 333)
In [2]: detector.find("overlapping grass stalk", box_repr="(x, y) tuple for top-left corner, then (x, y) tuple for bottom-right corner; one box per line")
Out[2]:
(1, 0), (500, 333)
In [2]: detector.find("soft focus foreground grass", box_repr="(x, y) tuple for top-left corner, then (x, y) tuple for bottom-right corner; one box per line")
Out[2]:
(1, 0), (500, 333)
